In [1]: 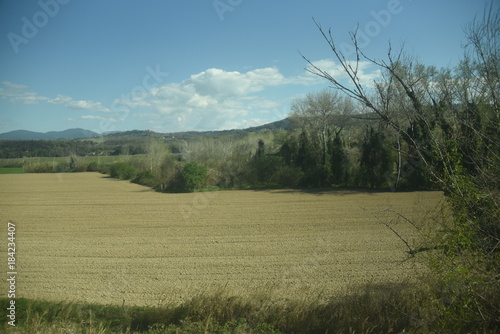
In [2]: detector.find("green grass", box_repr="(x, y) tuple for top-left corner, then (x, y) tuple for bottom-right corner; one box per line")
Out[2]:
(0, 167), (24, 174)
(0, 155), (146, 173)
(0, 281), (468, 334)
(2, 281), (496, 333)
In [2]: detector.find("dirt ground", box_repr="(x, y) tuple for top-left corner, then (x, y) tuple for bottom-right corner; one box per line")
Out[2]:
(0, 173), (445, 306)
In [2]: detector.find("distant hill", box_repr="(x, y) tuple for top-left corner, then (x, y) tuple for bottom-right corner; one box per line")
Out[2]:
(0, 128), (99, 140)
(0, 118), (293, 141)
(104, 118), (293, 139)
(244, 118), (292, 132)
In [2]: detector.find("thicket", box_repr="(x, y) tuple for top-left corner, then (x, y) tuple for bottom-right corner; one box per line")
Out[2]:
(300, 5), (500, 330)
(110, 162), (138, 180)
(171, 162), (208, 192)
(21, 155), (103, 173)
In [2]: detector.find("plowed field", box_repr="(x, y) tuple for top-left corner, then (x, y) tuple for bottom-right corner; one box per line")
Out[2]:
(0, 173), (444, 306)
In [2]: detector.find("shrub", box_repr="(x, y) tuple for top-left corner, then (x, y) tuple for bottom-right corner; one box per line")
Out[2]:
(250, 155), (303, 187)
(109, 162), (138, 180)
(54, 162), (70, 173)
(86, 161), (98, 172)
(133, 170), (158, 188)
(274, 164), (304, 187)
(23, 160), (54, 173)
(178, 162), (207, 192)
(97, 165), (110, 175)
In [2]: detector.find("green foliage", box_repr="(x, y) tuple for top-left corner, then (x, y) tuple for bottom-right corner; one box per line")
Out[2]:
(427, 159), (500, 330)
(293, 130), (331, 187)
(86, 161), (98, 172)
(0, 167), (24, 174)
(249, 154), (303, 187)
(0, 138), (149, 158)
(329, 133), (348, 185)
(177, 162), (208, 192)
(296, 130), (316, 172)
(55, 162), (71, 172)
(148, 319), (281, 334)
(358, 127), (393, 188)
(278, 138), (299, 166)
(0, 282), (450, 334)
(133, 170), (158, 188)
(22, 160), (55, 173)
(109, 162), (138, 180)
(68, 154), (89, 172)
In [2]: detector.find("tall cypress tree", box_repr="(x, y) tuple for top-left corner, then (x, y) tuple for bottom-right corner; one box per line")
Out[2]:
(296, 130), (314, 171)
(329, 132), (347, 185)
(359, 127), (392, 188)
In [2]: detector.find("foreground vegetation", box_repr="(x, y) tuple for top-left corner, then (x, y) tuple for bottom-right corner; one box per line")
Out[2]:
(2, 279), (491, 334)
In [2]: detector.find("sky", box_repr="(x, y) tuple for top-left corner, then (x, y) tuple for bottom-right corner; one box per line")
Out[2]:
(0, 0), (495, 134)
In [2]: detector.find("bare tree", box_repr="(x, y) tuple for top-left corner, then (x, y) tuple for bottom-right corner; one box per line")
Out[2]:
(146, 138), (169, 174)
(301, 8), (500, 327)
(463, 3), (500, 112)
(291, 89), (354, 166)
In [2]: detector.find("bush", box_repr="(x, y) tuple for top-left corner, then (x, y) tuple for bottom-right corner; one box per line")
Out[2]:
(109, 162), (138, 180)
(86, 161), (98, 172)
(133, 170), (158, 188)
(274, 164), (304, 187)
(250, 155), (303, 187)
(178, 162), (207, 192)
(23, 160), (54, 173)
(97, 165), (110, 175)
(54, 162), (70, 172)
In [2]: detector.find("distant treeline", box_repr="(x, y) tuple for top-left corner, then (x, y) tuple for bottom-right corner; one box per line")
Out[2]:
(0, 138), (147, 158)
(76, 119), (434, 193)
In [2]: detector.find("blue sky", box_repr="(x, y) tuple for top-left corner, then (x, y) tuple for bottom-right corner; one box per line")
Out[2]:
(0, 0), (494, 134)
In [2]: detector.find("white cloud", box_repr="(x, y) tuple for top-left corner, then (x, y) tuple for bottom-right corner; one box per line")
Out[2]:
(0, 82), (111, 112)
(66, 100), (111, 112)
(1, 62), (382, 132)
(306, 59), (348, 79)
(117, 66), (311, 131)
(81, 115), (117, 122)
(184, 67), (288, 99)
(305, 58), (382, 87)
(0, 81), (48, 104)
(1, 81), (28, 90)
(47, 94), (73, 105)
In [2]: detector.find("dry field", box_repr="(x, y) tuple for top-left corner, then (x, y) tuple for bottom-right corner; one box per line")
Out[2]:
(0, 173), (444, 307)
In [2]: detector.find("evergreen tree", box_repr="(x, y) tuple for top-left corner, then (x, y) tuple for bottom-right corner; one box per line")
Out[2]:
(296, 130), (315, 171)
(329, 132), (347, 185)
(256, 139), (265, 158)
(359, 127), (392, 188)
(278, 140), (298, 166)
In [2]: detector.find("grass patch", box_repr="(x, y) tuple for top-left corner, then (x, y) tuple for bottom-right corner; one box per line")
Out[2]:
(0, 167), (24, 174)
(0, 155), (145, 174)
(3, 281), (488, 333)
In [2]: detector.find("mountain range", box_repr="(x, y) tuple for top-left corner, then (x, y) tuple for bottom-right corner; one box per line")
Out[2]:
(0, 118), (293, 140)
(0, 128), (100, 140)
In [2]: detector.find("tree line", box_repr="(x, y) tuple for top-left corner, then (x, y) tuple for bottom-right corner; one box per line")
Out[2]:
(299, 6), (499, 331)
(0, 138), (148, 158)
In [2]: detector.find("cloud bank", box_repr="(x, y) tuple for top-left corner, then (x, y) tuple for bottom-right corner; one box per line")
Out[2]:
(0, 60), (381, 132)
